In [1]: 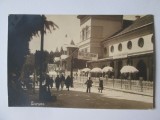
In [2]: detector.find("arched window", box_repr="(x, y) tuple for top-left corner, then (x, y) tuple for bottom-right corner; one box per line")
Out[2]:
(86, 26), (89, 39)
(138, 38), (144, 48)
(151, 35), (154, 44)
(104, 47), (107, 54)
(127, 41), (132, 49)
(82, 28), (85, 40)
(110, 45), (114, 53)
(118, 43), (122, 51)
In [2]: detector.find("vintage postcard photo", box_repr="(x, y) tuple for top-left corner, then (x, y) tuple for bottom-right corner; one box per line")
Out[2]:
(8, 15), (155, 109)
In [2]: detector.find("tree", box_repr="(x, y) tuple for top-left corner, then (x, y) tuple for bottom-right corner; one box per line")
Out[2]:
(49, 51), (55, 64)
(22, 54), (35, 77)
(60, 46), (64, 55)
(8, 15), (58, 77)
(8, 15), (58, 106)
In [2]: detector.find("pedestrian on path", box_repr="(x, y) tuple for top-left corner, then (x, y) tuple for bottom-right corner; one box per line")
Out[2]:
(60, 74), (65, 90)
(98, 77), (103, 93)
(45, 74), (51, 92)
(65, 75), (72, 91)
(55, 75), (60, 91)
(49, 76), (54, 89)
(85, 77), (93, 93)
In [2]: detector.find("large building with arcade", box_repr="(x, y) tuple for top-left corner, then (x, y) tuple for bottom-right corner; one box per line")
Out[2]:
(77, 15), (155, 81)
(56, 15), (155, 81)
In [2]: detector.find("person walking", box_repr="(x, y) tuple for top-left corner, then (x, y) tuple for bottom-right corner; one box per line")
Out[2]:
(60, 74), (65, 90)
(45, 74), (51, 92)
(65, 75), (72, 91)
(98, 77), (103, 93)
(55, 75), (60, 91)
(49, 76), (54, 89)
(85, 77), (93, 93)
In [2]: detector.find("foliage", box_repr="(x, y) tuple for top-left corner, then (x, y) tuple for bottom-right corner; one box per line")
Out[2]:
(8, 15), (58, 106)
(8, 15), (58, 77)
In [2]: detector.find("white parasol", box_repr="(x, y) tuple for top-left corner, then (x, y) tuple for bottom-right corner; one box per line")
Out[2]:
(120, 65), (139, 73)
(90, 67), (102, 73)
(102, 66), (113, 73)
(81, 68), (91, 73)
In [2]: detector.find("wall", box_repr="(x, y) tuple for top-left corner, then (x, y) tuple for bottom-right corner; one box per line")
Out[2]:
(109, 34), (153, 57)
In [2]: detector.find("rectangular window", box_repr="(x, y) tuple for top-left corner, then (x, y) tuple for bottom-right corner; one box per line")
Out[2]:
(85, 48), (87, 52)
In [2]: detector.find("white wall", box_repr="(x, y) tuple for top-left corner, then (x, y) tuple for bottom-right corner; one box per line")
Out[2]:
(109, 34), (153, 57)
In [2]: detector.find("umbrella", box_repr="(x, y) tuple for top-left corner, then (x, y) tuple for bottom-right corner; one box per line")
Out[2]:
(81, 68), (91, 73)
(120, 65), (139, 73)
(90, 67), (102, 73)
(102, 66), (113, 73)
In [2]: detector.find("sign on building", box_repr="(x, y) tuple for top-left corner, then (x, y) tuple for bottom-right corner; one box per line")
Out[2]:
(78, 51), (98, 61)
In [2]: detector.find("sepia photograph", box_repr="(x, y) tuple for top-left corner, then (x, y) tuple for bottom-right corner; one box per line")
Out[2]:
(8, 14), (155, 109)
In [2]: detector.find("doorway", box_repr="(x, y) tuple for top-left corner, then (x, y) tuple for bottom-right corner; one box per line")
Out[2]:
(137, 60), (147, 80)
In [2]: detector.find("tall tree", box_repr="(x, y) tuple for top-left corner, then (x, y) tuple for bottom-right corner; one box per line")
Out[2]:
(8, 15), (58, 77)
(8, 15), (58, 106)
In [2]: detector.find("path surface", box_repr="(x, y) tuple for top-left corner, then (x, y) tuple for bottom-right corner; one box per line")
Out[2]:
(29, 83), (153, 109)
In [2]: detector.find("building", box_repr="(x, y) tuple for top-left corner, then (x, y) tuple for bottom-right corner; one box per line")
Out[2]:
(77, 15), (123, 58)
(78, 15), (155, 81)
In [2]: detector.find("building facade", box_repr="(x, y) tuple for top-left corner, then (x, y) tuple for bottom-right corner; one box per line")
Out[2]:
(80, 15), (155, 81)
(77, 15), (123, 58)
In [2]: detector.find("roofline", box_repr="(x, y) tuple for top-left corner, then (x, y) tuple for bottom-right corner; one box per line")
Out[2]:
(103, 22), (153, 42)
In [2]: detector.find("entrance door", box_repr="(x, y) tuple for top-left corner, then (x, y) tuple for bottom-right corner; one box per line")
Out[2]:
(117, 60), (122, 79)
(109, 61), (114, 78)
(137, 60), (147, 80)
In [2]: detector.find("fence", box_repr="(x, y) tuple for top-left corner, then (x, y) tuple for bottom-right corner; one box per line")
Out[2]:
(74, 76), (153, 96)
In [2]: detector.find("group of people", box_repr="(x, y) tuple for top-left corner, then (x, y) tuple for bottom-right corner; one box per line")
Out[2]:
(85, 77), (104, 93)
(21, 72), (104, 94)
(55, 74), (72, 91)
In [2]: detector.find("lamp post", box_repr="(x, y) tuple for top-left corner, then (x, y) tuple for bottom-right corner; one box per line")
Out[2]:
(70, 56), (73, 87)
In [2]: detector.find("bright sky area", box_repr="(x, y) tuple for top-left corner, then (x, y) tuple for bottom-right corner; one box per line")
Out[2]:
(29, 15), (80, 53)
(29, 15), (142, 53)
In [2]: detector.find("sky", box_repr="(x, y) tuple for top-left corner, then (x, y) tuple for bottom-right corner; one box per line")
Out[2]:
(29, 15), (81, 53)
(29, 15), (142, 53)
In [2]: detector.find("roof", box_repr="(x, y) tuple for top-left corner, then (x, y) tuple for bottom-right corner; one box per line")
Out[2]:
(107, 15), (154, 39)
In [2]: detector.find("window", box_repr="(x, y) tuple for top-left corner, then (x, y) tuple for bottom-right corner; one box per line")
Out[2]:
(82, 28), (85, 41)
(104, 47), (107, 54)
(81, 26), (90, 41)
(86, 26), (90, 39)
(127, 41), (132, 49)
(110, 46), (114, 53)
(138, 38), (144, 47)
(118, 43), (122, 51)
(84, 48), (87, 52)
(151, 35), (154, 44)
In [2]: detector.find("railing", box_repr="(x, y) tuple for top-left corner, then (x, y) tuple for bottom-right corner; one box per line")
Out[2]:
(74, 76), (153, 96)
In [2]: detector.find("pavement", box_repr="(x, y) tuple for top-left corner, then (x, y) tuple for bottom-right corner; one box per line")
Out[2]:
(34, 82), (153, 104)
(71, 82), (153, 104)
(24, 82), (153, 109)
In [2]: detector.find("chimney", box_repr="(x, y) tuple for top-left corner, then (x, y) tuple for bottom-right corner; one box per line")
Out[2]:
(135, 16), (141, 20)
